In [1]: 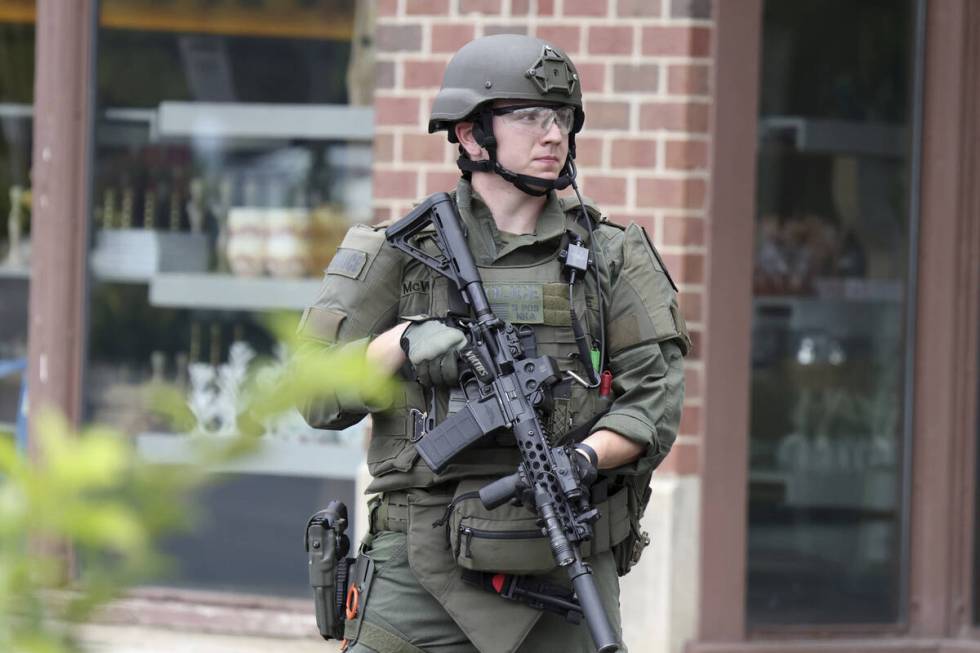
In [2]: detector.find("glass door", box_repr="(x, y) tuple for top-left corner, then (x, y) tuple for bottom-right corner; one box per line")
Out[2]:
(746, 0), (919, 625)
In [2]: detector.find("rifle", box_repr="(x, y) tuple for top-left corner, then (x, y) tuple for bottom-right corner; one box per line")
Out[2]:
(386, 192), (620, 653)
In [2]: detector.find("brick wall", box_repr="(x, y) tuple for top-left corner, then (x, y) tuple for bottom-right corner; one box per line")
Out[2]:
(372, 0), (712, 476)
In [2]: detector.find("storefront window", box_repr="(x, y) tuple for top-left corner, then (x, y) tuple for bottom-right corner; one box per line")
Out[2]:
(0, 3), (35, 451)
(86, 0), (371, 597)
(747, 0), (917, 625)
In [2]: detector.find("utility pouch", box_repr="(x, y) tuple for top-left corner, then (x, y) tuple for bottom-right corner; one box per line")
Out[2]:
(305, 500), (354, 640)
(342, 552), (376, 647)
(438, 478), (631, 575)
(611, 473), (654, 576)
(440, 479), (555, 575)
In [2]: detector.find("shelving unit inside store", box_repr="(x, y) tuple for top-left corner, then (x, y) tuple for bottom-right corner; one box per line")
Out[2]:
(76, 100), (374, 471)
(2, 100), (372, 310)
(2, 264), (323, 311)
(136, 422), (366, 480)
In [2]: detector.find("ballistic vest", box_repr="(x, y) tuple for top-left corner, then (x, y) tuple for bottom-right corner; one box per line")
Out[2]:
(365, 200), (610, 494)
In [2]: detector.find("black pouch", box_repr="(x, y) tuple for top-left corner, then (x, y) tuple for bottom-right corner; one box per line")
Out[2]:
(341, 552), (377, 646)
(305, 500), (355, 640)
(610, 473), (653, 576)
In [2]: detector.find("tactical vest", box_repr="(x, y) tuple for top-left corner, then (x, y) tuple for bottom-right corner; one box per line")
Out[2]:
(365, 208), (607, 494)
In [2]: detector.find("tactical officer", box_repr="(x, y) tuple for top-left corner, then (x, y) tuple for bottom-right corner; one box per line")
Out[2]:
(299, 34), (689, 653)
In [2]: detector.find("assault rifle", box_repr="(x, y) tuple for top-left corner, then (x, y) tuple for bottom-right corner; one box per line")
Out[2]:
(386, 193), (620, 653)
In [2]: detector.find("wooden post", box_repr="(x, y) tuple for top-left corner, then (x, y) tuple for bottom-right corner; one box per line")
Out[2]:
(28, 0), (97, 437)
(27, 0), (98, 574)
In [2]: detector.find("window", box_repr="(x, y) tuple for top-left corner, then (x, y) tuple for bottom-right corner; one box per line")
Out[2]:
(86, 0), (371, 597)
(746, 0), (918, 625)
(0, 4), (35, 450)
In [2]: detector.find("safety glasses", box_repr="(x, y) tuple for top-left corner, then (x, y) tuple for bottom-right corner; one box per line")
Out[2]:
(490, 105), (576, 137)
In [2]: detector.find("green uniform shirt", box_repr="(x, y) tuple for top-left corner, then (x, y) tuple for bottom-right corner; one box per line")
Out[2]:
(299, 179), (688, 483)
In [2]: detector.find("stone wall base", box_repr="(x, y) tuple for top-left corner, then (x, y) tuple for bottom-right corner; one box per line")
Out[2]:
(621, 474), (701, 653)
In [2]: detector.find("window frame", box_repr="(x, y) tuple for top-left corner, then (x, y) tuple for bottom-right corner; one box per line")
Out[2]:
(692, 0), (980, 647)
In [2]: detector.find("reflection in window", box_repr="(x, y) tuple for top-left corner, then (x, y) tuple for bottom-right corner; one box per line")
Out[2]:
(85, 1), (371, 597)
(0, 10), (34, 446)
(747, 0), (916, 625)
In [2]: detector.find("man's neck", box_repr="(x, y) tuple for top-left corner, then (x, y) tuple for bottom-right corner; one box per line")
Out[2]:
(470, 171), (548, 235)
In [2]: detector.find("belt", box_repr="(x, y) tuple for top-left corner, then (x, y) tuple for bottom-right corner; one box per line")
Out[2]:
(369, 491), (412, 533)
(370, 488), (461, 533)
(368, 483), (627, 556)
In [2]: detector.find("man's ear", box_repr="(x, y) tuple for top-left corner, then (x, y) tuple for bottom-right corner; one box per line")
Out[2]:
(455, 122), (487, 160)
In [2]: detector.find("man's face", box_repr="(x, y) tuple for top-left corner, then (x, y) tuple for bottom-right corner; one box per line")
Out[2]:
(489, 100), (573, 180)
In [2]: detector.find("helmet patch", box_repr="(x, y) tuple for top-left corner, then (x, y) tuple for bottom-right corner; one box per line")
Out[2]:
(525, 45), (578, 96)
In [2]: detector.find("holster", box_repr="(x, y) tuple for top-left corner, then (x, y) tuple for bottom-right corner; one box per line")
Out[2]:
(305, 500), (355, 640)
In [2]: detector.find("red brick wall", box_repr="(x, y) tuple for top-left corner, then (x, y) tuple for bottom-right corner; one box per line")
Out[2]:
(371, 0), (712, 476)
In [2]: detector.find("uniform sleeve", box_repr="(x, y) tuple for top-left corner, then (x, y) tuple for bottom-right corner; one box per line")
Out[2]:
(296, 224), (403, 430)
(590, 223), (690, 475)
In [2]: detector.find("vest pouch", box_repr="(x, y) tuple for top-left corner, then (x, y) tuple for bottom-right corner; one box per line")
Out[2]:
(366, 435), (420, 477)
(531, 324), (602, 444)
(610, 472), (654, 577)
(584, 481), (632, 559)
(564, 379), (600, 443)
(366, 388), (422, 477)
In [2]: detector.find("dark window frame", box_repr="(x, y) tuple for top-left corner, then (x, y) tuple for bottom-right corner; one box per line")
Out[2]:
(691, 0), (980, 648)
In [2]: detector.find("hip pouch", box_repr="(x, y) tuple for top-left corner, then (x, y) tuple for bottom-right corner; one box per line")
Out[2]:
(305, 500), (355, 640)
(611, 471), (654, 576)
(437, 478), (632, 576)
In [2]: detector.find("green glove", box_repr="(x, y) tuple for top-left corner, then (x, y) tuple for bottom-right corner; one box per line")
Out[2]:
(400, 320), (467, 386)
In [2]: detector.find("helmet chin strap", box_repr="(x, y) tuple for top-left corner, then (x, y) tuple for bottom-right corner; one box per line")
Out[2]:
(457, 156), (577, 196)
(456, 108), (578, 197)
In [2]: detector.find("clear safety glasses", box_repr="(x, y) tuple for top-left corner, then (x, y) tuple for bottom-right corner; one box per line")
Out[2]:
(491, 105), (576, 137)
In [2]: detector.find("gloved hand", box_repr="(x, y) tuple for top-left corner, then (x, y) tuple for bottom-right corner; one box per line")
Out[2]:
(572, 443), (598, 487)
(400, 320), (468, 386)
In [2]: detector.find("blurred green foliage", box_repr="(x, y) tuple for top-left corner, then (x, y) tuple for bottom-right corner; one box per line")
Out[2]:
(0, 316), (394, 652)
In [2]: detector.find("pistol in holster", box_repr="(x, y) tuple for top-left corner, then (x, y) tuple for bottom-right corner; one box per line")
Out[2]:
(305, 500), (355, 640)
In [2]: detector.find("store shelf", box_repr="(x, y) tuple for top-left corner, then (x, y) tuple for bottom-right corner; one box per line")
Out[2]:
(2, 101), (375, 143)
(13, 261), (324, 310)
(759, 116), (905, 158)
(0, 265), (30, 280)
(754, 279), (904, 307)
(136, 432), (364, 479)
(0, 103), (169, 147)
(9, 264), (160, 283)
(91, 230), (210, 282)
(158, 102), (374, 141)
(0, 103), (32, 121)
(149, 273), (321, 311)
(750, 466), (896, 512)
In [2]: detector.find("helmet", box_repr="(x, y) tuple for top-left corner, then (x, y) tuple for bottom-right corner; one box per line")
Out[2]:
(429, 34), (584, 139)
(428, 34), (585, 196)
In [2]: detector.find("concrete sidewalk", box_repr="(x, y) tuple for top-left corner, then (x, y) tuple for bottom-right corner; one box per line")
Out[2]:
(79, 624), (340, 653)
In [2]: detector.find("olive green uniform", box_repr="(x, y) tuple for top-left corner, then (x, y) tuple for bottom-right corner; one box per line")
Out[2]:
(299, 179), (689, 653)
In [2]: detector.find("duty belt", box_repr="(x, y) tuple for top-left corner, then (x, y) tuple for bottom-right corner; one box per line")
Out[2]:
(369, 491), (412, 533)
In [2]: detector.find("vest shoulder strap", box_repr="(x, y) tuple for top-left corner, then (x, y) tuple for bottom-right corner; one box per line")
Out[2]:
(598, 215), (627, 231)
(560, 194), (628, 233)
(559, 194), (602, 223)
